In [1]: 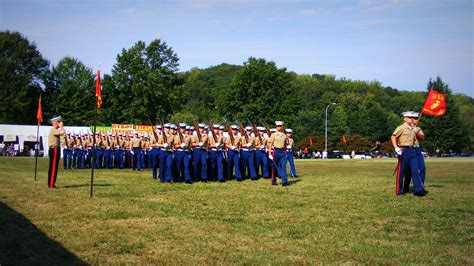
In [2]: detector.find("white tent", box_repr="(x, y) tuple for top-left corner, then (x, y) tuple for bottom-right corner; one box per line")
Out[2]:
(0, 124), (90, 157)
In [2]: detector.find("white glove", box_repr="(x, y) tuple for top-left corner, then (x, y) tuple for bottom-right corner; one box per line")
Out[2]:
(131, 151), (134, 155)
(246, 143), (252, 148)
(231, 145), (236, 150)
(260, 145), (265, 149)
(268, 154), (274, 160)
(395, 147), (402, 156)
(163, 143), (169, 148)
(180, 143), (186, 148)
(215, 142), (221, 148)
(286, 145), (292, 149)
(199, 142), (204, 147)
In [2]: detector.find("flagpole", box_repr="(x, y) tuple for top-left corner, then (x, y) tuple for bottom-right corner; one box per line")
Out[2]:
(90, 101), (97, 198)
(34, 118), (40, 181)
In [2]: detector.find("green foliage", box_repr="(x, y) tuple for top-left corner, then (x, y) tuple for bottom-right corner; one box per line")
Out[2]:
(102, 39), (182, 124)
(216, 57), (299, 125)
(43, 57), (95, 125)
(0, 31), (49, 124)
(420, 77), (470, 152)
(2, 31), (472, 152)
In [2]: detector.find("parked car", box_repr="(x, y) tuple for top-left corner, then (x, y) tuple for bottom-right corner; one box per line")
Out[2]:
(354, 152), (372, 159)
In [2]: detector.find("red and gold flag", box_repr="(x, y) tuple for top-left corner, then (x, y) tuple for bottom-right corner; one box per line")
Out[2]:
(421, 89), (446, 116)
(95, 69), (102, 110)
(309, 137), (313, 146)
(36, 95), (43, 125)
(342, 135), (347, 144)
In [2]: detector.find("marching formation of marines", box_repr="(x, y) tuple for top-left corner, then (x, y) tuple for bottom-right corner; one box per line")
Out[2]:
(62, 121), (298, 186)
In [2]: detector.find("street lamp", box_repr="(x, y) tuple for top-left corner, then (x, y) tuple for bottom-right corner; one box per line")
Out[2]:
(324, 102), (337, 158)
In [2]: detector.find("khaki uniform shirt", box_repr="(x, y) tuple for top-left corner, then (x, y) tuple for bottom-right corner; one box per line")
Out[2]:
(240, 134), (255, 150)
(131, 138), (141, 148)
(254, 135), (267, 150)
(48, 127), (63, 148)
(225, 134), (241, 149)
(208, 133), (224, 149)
(287, 137), (294, 149)
(392, 123), (416, 146)
(174, 134), (192, 149)
(192, 133), (208, 147)
(268, 131), (287, 149)
(413, 127), (424, 146)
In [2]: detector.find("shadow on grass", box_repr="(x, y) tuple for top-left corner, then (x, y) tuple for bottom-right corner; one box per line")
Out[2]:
(0, 202), (86, 265)
(288, 178), (302, 186)
(62, 183), (112, 188)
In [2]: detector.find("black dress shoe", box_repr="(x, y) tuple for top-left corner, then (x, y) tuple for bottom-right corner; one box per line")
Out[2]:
(414, 191), (427, 197)
(282, 183), (289, 186)
(185, 181), (192, 184)
(271, 182), (277, 186)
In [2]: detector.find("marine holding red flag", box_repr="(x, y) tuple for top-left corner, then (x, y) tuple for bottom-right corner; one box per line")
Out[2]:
(421, 89), (446, 116)
(96, 69), (102, 110)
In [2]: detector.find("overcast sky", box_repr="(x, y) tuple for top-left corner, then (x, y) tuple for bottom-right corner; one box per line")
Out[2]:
(1, 0), (473, 96)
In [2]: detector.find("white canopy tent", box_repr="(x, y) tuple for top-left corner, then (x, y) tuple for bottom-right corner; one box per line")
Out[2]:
(0, 124), (91, 157)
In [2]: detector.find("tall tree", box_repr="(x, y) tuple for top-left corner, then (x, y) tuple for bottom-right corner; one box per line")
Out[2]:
(104, 39), (182, 124)
(216, 57), (299, 125)
(420, 76), (469, 152)
(0, 31), (49, 124)
(43, 57), (95, 125)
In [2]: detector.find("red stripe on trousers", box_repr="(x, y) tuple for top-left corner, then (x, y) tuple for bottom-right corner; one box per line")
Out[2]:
(50, 147), (58, 188)
(395, 157), (401, 194)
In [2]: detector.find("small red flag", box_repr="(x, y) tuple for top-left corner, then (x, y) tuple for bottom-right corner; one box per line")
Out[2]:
(36, 95), (43, 125)
(421, 89), (446, 116)
(342, 135), (347, 144)
(309, 137), (313, 146)
(95, 69), (102, 110)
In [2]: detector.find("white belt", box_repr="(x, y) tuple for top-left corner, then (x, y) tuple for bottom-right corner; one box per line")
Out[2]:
(241, 148), (253, 152)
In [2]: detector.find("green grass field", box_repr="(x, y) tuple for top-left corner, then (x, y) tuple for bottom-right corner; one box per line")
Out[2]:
(0, 157), (473, 264)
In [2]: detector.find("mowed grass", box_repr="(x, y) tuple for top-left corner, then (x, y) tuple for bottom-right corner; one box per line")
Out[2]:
(0, 157), (473, 264)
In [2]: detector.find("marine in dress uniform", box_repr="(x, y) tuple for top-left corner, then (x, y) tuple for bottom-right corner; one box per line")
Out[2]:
(47, 116), (65, 188)
(130, 132), (142, 170)
(268, 121), (289, 186)
(192, 123), (209, 182)
(63, 133), (73, 169)
(254, 126), (269, 179)
(174, 123), (193, 183)
(208, 124), (225, 182)
(285, 128), (297, 178)
(240, 126), (258, 180)
(160, 124), (176, 182)
(225, 125), (242, 181)
(403, 112), (426, 193)
(391, 111), (427, 196)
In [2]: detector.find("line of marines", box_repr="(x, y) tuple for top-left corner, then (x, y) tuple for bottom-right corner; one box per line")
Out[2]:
(62, 121), (298, 186)
(391, 111), (428, 197)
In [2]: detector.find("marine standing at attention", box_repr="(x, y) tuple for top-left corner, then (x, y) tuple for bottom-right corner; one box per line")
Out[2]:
(47, 116), (65, 188)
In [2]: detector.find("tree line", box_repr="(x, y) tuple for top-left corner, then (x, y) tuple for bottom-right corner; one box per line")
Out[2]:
(1, 31), (472, 153)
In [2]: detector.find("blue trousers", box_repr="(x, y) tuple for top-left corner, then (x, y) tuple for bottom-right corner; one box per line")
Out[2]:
(132, 147), (142, 170)
(255, 150), (269, 178)
(76, 150), (84, 169)
(150, 148), (160, 179)
(63, 149), (72, 169)
(175, 150), (192, 182)
(94, 148), (102, 169)
(114, 150), (123, 168)
(396, 147), (424, 195)
(240, 150), (257, 179)
(104, 149), (113, 169)
(209, 150), (224, 181)
(227, 150), (241, 180)
(274, 149), (288, 185)
(193, 148), (207, 181)
(403, 147), (426, 192)
(286, 151), (297, 177)
(159, 151), (174, 182)
(141, 151), (146, 169)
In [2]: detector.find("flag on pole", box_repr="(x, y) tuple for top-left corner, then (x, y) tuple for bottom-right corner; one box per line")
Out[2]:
(309, 137), (313, 146)
(342, 135), (347, 144)
(36, 95), (43, 125)
(95, 69), (102, 110)
(421, 89), (446, 116)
